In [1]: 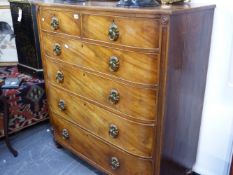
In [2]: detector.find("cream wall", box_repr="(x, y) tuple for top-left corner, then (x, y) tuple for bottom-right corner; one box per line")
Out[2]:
(192, 0), (233, 175)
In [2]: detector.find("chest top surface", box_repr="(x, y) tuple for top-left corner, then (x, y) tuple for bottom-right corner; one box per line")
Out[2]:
(31, 0), (215, 15)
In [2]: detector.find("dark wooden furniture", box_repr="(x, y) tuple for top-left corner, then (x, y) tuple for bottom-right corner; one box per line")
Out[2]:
(0, 79), (18, 157)
(9, 0), (43, 78)
(35, 1), (215, 174)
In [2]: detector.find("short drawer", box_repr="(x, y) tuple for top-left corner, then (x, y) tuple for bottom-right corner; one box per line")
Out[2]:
(82, 14), (161, 49)
(52, 115), (153, 175)
(48, 85), (155, 158)
(45, 58), (158, 122)
(39, 8), (81, 36)
(43, 33), (159, 86)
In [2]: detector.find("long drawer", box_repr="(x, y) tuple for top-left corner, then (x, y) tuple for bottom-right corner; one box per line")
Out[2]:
(52, 114), (153, 175)
(48, 85), (155, 158)
(40, 8), (81, 36)
(43, 33), (159, 86)
(82, 14), (161, 49)
(45, 57), (158, 122)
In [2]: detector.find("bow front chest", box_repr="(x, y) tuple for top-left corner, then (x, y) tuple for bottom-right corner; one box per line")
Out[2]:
(36, 1), (215, 174)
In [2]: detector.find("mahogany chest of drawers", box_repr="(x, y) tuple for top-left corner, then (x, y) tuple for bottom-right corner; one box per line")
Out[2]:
(35, 1), (215, 174)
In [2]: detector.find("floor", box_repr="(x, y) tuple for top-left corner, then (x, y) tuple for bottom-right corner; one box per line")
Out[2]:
(0, 121), (104, 175)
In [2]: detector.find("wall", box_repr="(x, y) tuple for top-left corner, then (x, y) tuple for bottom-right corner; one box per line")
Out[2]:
(192, 0), (233, 175)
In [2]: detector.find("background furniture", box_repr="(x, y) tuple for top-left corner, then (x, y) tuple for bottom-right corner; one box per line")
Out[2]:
(9, 0), (43, 78)
(0, 66), (48, 138)
(0, 78), (18, 157)
(36, 1), (214, 175)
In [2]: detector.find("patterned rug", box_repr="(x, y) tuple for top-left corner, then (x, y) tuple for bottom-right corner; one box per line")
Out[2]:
(0, 66), (48, 137)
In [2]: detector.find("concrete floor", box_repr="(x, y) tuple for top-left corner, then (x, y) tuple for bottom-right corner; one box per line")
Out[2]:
(0, 121), (104, 175)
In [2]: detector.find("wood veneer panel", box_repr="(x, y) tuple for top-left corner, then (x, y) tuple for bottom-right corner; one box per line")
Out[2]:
(82, 14), (160, 49)
(45, 57), (158, 122)
(40, 8), (81, 36)
(43, 33), (159, 86)
(47, 85), (155, 158)
(52, 115), (153, 175)
(160, 9), (215, 172)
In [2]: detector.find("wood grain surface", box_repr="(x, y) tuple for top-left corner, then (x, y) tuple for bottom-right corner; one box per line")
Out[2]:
(47, 84), (155, 158)
(52, 114), (153, 175)
(42, 33), (159, 86)
(36, 3), (215, 175)
(40, 8), (81, 36)
(45, 57), (158, 122)
(160, 9), (215, 173)
(82, 14), (161, 49)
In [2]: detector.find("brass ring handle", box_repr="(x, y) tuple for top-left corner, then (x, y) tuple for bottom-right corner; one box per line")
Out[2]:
(108, 89), (120, 104)
(110, 157), (120, 170)
(53, 43), (61, 56)
(108, 22), (119, 41)
(62, 129), (69, 140)
(109, 56), (120, 72)
(51, 16), (59, 30)
(56, 71), (64, 83)
(58, 99), (65, 111)
(109, 124), (119, 138)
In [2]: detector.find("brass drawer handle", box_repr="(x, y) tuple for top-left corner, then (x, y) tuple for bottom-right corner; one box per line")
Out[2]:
(108, 22), (119, 41)
(109, 56), (119, 72)
(53, 43), (61, 56)
(58, 99), (65, 111)
(51, 16), (59, 30)
(109, 124), (119, 138)
(111, 157), (120, 170)
(56, 71), (64, 83)
(109, 89), (120, 104)
(62, 129), (69, 140)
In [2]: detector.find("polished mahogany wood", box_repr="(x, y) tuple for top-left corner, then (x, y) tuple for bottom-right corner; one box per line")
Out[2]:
(159, 9), (215, 172)
(82, 14), (160, 49)
(42, 32), (159, 86)
(45, 57), (158, 122)
(36, 2), (215, 175)
(52, 114), (153, 175)
(47, 84), (155, 158)
(40, 8), (81, 36)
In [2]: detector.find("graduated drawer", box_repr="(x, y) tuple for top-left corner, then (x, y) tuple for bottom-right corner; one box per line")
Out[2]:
(43, 33), (159, 86)
(82, 14), (161, 49)
(48, 85), (154, 158)
(45, 58), (157, 122)
(39, 8), (81, 36)
(52, 115), (153, 175)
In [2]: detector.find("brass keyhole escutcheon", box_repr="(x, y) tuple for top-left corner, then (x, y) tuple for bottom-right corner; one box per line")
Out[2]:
(109, 56), (120, 72)
(108, 22), (119, 41)
(109, 89), (120, 104)
(109, 124), (119, 138)
(62, 129), (69, 140)
(56, 71), (64, 83)
(110, 157), (120, 170)
(51, 16), (59, 30)
(58, 99), (66, 111)
(53, 43), (61, 56)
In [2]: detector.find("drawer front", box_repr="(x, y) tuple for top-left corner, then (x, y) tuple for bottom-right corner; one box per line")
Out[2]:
(48, 85), (154, 158)
(45, 58), (157, 122)
(82, 14), (160, 49)
(39, 8), (81, 36)
(52, 115), (153, 175)
(43, 33), (159, 86)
